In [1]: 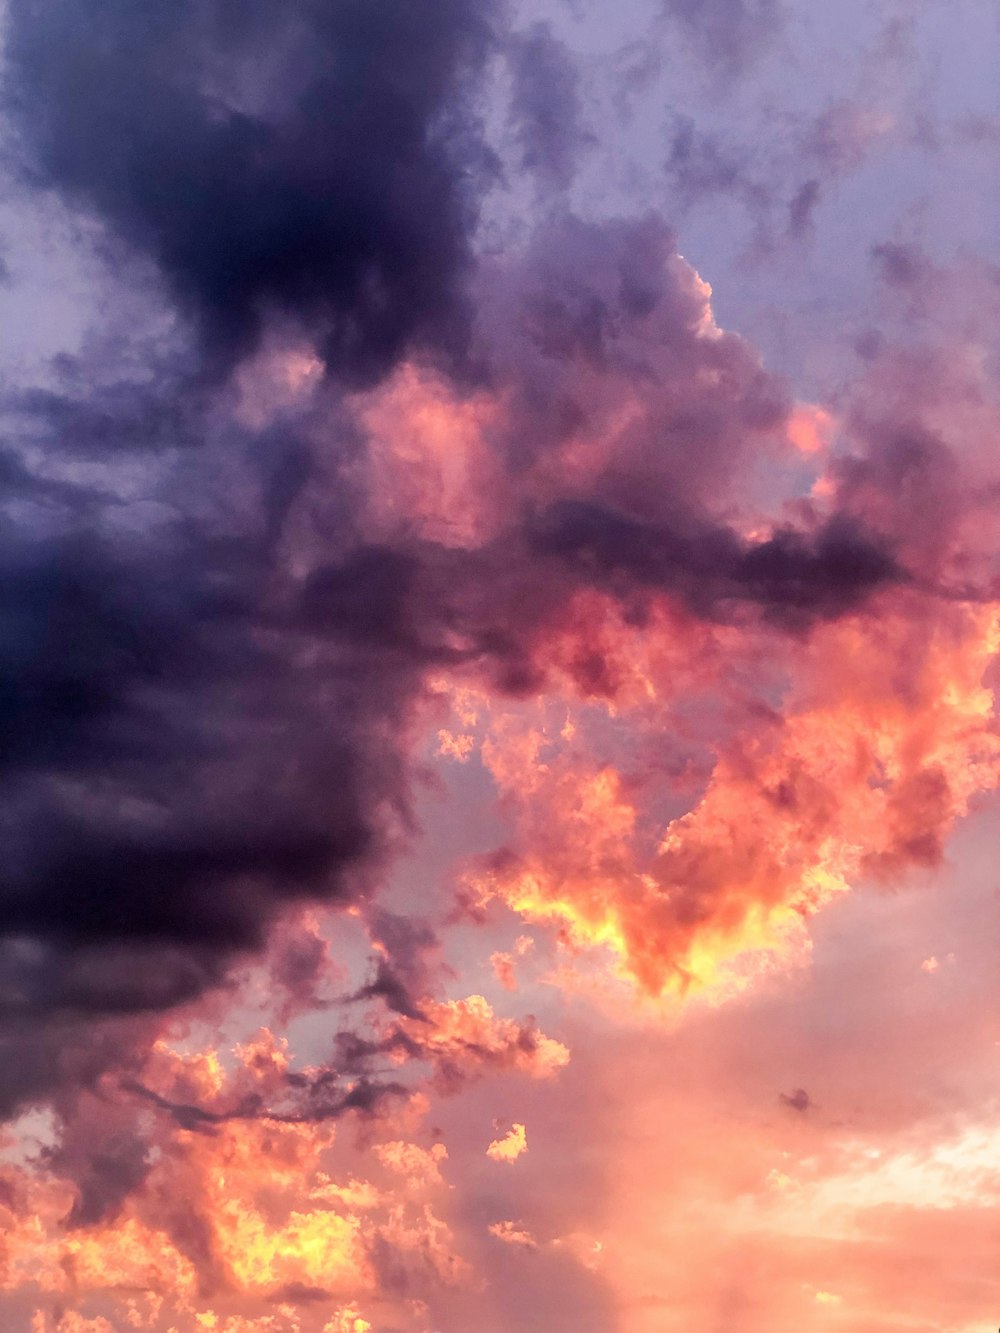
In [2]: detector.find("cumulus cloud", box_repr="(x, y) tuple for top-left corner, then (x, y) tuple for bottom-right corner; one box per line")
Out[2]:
(486, 1121), (528, 1163)
(0, 3), (997, 1333)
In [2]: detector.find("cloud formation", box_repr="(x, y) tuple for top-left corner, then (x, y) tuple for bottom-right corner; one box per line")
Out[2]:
(6, 0), (500, 382)
(0, 1), (997, 1331)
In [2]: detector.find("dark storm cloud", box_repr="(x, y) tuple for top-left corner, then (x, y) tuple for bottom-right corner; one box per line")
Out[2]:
(531, 501), (901, 626)
(0, 424), (429, 1119)
(0, 526), (386, 956)
(296, 544), (436, 655)
(5, 0), (501, 383)
(0, 0), (514, 1122)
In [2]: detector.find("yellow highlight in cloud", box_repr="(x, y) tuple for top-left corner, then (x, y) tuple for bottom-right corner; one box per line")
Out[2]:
(487, 1122), (528, 1164)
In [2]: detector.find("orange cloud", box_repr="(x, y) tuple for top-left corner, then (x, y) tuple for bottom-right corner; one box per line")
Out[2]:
(490, 951), (518, 990)
(349, 363), (503, 549)
(787, 405), (834, 455)
(486, 1123), (528, 1164)
(397, 995), (570, 1084)
(465, 595), (1000, 1000)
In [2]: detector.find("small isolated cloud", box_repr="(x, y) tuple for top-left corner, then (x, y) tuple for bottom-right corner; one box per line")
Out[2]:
(487, 1122), (528, 1163)
(921, 953), (955, 973)
(780, 1088), (811, 1113)
(488, 1219), (537, 1249)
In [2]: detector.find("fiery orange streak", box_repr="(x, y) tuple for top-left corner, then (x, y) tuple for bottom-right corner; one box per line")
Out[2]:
(465, 600), (1000, 998)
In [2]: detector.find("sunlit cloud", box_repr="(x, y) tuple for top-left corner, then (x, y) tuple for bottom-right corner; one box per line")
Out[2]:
(0, 0), (996, 1330)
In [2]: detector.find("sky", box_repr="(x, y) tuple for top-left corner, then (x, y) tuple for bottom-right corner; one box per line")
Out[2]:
(0, 2), (998, 1332)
